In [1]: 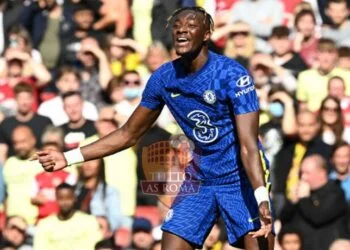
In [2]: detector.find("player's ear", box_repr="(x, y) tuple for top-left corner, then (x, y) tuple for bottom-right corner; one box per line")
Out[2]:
(204, 30), (211, 43)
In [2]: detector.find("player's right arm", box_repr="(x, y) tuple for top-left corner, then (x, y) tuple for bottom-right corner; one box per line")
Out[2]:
(36, 106), (161, 172)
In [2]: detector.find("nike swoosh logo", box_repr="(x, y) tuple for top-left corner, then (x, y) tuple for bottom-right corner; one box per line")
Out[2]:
(248, 217), (260, 223)
(171, 93), (181, 98)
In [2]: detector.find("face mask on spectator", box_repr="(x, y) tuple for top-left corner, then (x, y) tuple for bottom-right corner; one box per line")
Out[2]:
(268, 102), (284, 117)
(123, 87), (142, 100)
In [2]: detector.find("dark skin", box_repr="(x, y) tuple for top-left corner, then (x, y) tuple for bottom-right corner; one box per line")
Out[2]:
(34, 9), (273, 250)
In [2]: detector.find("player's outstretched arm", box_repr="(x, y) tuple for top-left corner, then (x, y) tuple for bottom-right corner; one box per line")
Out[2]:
(35, 106), (161, 172)
(234, 111), (272, 238)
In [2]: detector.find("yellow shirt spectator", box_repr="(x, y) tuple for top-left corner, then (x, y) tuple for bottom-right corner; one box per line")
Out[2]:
(33, 211), (102, 250)
(3, 157), (42, 225)
(297, 67), (350, 111)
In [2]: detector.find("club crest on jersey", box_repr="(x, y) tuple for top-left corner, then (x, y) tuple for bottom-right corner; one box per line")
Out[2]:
(236, 75), (251, 88)
(203, 90), (216, 104)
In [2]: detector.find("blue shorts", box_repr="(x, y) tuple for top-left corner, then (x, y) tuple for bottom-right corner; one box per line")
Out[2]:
(161, 176), (262, 248)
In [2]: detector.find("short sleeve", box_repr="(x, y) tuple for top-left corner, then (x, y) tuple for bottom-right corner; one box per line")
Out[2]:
(140, 72), (165, 110)
(227, 68), (259, 115)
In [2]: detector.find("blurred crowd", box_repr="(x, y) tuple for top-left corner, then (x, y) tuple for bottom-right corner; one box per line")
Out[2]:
(0, 0), (349, 250)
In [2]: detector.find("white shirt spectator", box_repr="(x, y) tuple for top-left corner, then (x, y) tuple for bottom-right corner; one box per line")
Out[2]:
(38, 96), (98, 126)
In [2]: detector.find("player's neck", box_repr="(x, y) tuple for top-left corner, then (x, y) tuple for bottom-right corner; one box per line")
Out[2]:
(181, 48), (209, 74)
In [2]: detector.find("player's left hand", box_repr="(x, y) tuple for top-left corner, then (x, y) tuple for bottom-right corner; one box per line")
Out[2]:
(248, 201), (272, 238)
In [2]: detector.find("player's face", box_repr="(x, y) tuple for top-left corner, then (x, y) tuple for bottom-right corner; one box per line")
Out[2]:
(172, 11), (210, 56)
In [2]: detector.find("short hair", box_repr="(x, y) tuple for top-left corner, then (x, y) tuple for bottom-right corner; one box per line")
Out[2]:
(95, 239), (120, 250)
(56, 183), (75, 193)
(277, 226), (303, 246)
(167, 6), (214, 32)
(8, 25), (33, 52)
(326, 0), (349, 8)
(338, 46), (350, 58)
(294, 9), (316, 28)
(62, 91), (82, 101)
(331, 141), (350, 158)
(317, 38), (337, 52)
(41, 125), (64, 147)
(57, 66), (81, 82)
(270, 25), (290, 38)
(14, 82), (34, 96)
(72, 3), (93, 14)
(328, 76), (345, 90)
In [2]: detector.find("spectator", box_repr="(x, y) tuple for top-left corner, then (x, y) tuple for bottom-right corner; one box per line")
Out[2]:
(329, 239), (350, 250)
(60, 3), (104, 66)
(95, 239), (120, 250)
(322, 0), (350, 47)
(131, 218), (154, 250)
(114, 70), (143, 126)
(280, 154), (349, 250)
(41, 125), (65, 151)
(38, 66), (98, 126)
(0, 46), (51, 113)
(229, 0), (284, 39)
(34, 183), (102, 250)
(77, 37), (112, 108)
(96, 216), (113, 240)
(327, 76), (350, 132)
(269, 26), (308, 78)
(93, 0), (131, 38)
(273, 111), (333, 215)
(80, 106), (137, 227)
(249, 52), (297, 95)
(0, 83), (52, 162)
(3, 126), (43, 225)
(277, 226), (303, 250)
(293, 9), (319, 67)
(107, 36), (146, 78)
(297, 38), (350, 112)
(319, 96), (347, 145)
(131, 0), (155, 48)
(20, 0), (66, 70)
(0, 0), (24, 55)
(31, 142), (76, 221)
(337, 46), (350, 70)
(138, 41), (170, 85)
(106, 77), (125, 106)
(211, 21), (272, 69)
(329, 142), (350, 203)
(0, 216), (30, 250)
(75, 159), (122, 231)
(60, 91), (96, 150)
(7, 25), (42, 64)
(260, 88), (297, 177)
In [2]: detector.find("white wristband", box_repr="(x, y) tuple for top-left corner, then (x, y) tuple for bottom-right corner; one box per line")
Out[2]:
(254, 186), (269, 206)
(63, 148), (84, 166)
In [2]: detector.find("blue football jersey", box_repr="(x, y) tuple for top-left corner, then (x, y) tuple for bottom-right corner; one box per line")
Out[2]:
(140, 51), (267, 184)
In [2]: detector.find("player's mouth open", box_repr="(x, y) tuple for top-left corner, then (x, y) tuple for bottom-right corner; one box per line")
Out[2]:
(176, 37), (190, 45)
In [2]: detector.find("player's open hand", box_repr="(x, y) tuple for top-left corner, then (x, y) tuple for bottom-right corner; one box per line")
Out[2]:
(31, 150), (68, 172)
(248, 201), (272, 238)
